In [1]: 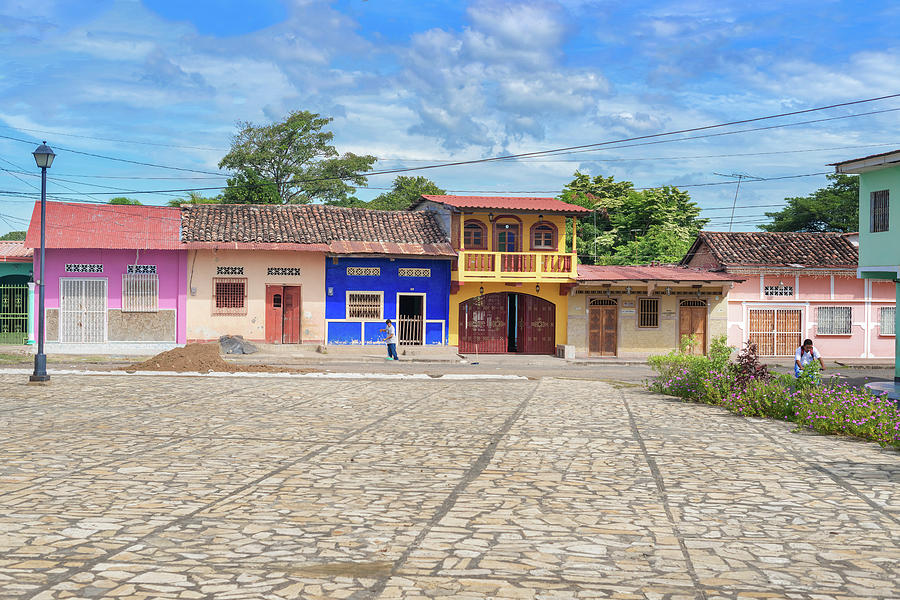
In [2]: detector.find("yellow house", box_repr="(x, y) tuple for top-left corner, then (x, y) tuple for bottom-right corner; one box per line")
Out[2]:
(411, 195), (590, 354)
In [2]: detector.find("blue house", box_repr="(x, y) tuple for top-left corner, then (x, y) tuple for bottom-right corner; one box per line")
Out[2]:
(322, 209), (454, 346)
(325, 256), (451, 345)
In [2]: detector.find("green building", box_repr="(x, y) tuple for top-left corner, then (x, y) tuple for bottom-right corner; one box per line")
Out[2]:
(833, 151), (900, 397)
(0, 241), (33, 345)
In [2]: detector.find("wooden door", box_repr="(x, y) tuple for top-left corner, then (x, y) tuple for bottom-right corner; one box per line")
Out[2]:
(265, 285), (283, 344)
(282, 286), (301, 344)
(459, 293), (507, 353)
(679, 301), (707, 355)
(589, 305), (617, 356)
(521, 294), (555, 354)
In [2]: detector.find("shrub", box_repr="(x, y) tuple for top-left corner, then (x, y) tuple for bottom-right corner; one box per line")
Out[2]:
(733, 341), (770, 389)
(721, 378), (794, 419)
(792, 384), (900, 447)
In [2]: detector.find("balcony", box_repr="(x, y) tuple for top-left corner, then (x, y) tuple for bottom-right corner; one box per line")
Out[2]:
(457, 250), (577, 282)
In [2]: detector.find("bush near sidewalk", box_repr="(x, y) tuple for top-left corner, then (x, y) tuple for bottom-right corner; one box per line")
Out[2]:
(648, 336), (900, 448)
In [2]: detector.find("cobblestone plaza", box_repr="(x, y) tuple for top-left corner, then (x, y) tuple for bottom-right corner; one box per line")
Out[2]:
(1, 374), (898, 599)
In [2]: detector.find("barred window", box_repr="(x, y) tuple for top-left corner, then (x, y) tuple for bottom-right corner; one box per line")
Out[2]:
(122, 274), (158, 312)
(871, 190), (889, 233)
(817, 306), (852, 335)
(347, 292), (382, 320)
(881, 306), (896, 336)
(213, 277), (247, 315)
(638, 298), (659, 328)
(764, 285), (793, 297)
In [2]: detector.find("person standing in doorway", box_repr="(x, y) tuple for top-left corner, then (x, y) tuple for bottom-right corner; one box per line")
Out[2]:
(794, 338), (825, 378)
(381, 319), (399, 361)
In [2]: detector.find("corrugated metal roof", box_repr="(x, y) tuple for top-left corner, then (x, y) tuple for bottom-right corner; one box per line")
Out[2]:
(0, 241), (33, 261)
(24, 202), (182, 250)
(417, 195), (591, 214)
(578, 264), (743, 282)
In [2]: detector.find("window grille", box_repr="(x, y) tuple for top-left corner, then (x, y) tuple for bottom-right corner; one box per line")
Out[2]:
(532, 224), (555, 249)
(680, 299), (707, 307)
(348, 292), (382, 319)
(817, 306), (852, 335)
(267, 267), (301, 276)
(881, 307), (896, 335)
(122, 274), (158, 312)
(589, 298), (617, 306)
(126, 265), (157, 274)
(398, 268), (431, 277)
(871, 190), (890, 233)
(347, 267), (380, 276)
(749, 309), (801, 356)
(764, 285), (793, 297)
(638, 298), (659, 328)
(65, 264), (103, 273)
(60, 278), (107, 343)
(216, 266), (244, 275)
(213, 277), (247, 315)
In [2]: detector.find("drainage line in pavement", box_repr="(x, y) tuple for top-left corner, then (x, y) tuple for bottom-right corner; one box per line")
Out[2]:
(362, 379), (540, 599)
(621, 390), (710, 600)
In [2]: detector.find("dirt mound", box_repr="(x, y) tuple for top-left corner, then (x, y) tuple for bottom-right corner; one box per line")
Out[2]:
(124, 343), (307, 374)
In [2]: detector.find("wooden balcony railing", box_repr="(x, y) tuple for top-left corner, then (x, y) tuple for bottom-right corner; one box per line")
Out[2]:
(458, 251), (577, 281)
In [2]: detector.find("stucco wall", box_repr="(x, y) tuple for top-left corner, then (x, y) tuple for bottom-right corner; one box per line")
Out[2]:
(858, 164), (900, 269)
(567, 288), (727, 357)
(35, 248), (186, 344)
(324, 256), (451, 345)
(186, 249), (325, 343)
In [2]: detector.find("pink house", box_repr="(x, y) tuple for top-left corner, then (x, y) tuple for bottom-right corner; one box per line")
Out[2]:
(24, 202), (187, 353)
(682, 232), (895, 360)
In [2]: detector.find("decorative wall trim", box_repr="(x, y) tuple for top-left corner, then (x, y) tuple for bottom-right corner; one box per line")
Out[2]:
(65, 264), (103, 273)
(398, 267), (431, 277)
(216, 266), (244, 275)
(267, 267), (302, 276)
(347, 266), (380, 276)
(126, 265), (157, 274)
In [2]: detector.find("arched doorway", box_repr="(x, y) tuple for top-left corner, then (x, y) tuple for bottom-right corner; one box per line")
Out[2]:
(459, 292), (555, 354)
(588, 297), (617, 356)
(679, 299), (707, 355)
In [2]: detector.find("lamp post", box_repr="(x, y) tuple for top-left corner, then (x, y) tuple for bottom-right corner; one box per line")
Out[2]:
(30, 141), (54, 383)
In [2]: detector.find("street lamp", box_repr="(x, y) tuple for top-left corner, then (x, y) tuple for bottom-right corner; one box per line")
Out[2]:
(30, 141), (54, 383)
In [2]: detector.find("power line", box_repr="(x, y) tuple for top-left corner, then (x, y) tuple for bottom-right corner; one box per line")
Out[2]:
(0, 124), (225, 151)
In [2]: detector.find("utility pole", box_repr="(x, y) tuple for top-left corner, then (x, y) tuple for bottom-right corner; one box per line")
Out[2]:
(713, 172), (762, 231)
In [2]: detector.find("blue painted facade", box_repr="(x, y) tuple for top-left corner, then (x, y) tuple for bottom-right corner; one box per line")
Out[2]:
(325, 256), (451, 345)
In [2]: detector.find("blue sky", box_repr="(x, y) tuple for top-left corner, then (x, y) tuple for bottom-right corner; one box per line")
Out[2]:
(1, 0), (899, 235)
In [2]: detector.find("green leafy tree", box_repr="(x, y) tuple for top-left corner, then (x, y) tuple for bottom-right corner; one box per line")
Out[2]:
(0, 231), (26, 240)
(218, 110), (376, 204)
(221, 171), (281, 205)
(759, 174), (859, 232)
(167, 191), (222, 207)
(558, 171), (706, 264)
(367, 176), (445, 210)
(108, 197), (141, 205)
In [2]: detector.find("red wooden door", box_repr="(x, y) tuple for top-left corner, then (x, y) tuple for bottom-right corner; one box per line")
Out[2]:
(265, 286), (283, 344)
(282, 286), (301, 344)
(521, 294), (555, 354)
(459, 293), (507, 353)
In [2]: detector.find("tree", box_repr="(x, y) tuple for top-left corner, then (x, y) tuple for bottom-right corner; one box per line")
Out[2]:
(167, 191), (222, 207)
(558, 171), (707, 264)
(0, 231), (25, 240)
(218, 110), (376, 204)
(367, 176), (446, 211)
(759, 174), (859, 232)
(221, 171), (280, 205)
(108, 197), (141, 205)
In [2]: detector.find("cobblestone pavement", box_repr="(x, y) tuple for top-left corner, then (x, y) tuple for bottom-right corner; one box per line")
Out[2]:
(1, 374), (898, 599)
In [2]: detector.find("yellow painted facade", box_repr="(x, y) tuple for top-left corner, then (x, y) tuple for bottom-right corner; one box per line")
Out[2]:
(448, 210), (576, 349)
(186, 249), (326, 343)
(567, 285), (729, 358)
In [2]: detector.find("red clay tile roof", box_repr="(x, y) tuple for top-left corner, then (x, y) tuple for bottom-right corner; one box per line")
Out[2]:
(685, 231), (858, 269)
(578, 264), (743, 282)
(24, 202), (182, 250)
(0, 241), (32, 262)
(416, 195), (590, 214)
(181, 204), (455, 256)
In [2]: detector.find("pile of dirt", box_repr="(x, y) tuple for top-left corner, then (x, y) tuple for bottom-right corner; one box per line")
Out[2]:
(123, 343), (308, 374)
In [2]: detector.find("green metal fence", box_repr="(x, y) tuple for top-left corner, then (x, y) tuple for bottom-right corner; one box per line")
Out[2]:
(0, 284), (28, 345)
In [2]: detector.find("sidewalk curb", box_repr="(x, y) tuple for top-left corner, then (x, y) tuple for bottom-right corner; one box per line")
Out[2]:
(0, 368), (528, 380)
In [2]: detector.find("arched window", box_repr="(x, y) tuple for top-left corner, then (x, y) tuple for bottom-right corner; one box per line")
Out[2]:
(530, 222), (556, 250)
(463, 220), (487, 249)
(493, 217), (522, 252)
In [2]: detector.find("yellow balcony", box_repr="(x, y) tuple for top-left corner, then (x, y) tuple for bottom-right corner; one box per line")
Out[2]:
(457, 250), (577, 282)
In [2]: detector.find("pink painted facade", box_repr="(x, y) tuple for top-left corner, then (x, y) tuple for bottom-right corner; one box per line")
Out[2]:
(35, 248), (188, 345)
(724, 274), (894, 359)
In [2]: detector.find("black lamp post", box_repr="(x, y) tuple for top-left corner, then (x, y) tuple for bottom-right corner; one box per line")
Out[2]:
(30, 141), (54, 383)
